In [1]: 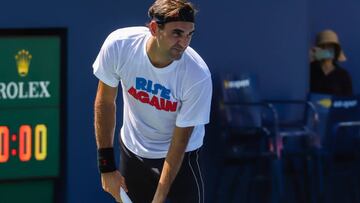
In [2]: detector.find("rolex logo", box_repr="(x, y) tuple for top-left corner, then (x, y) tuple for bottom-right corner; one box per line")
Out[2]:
(0, 49), (52, 100)
(15, 49), (32, 77)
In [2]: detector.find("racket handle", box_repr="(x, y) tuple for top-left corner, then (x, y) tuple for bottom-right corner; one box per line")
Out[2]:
(120, 187), (132, 203)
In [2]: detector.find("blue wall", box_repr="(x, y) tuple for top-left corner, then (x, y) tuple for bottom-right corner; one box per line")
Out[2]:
(1, 0), (359, 202)
(195, 1), (309, 99)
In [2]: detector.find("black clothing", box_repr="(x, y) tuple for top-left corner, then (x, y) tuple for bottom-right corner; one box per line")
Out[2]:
(310, 61), (353, 96)
(119, 140), (205, 203)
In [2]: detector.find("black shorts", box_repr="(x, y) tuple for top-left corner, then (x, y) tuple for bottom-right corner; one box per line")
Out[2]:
(119, 140), (205, 203)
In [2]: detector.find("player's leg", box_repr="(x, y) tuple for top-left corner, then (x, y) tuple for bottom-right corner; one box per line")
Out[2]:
(119, 140), (158, 203)
(168, 148), (205, 203)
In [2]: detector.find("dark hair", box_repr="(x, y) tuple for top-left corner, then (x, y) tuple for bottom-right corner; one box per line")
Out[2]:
(148, 0), (197, 25)
(333, 44), (341, 62)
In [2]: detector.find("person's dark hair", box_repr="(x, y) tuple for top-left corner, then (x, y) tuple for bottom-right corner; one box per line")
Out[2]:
(332, 43), (341, 62)
(148, 0), (197, 28)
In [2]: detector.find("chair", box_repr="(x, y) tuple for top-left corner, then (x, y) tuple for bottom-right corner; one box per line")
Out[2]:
(267, 98), (321, 203)
(215, 73), (322, 203)
(262, 97), (321, 203)
(215, 73), (283, 203)
(325, 95), (360, 156)
(312, 94), (360, 203)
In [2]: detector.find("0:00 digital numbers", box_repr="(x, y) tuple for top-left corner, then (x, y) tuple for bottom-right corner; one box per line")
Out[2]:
(0, 124), (47, 163)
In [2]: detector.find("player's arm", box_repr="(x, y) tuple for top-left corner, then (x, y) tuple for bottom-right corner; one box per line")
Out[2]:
(152, 126), (194, 203)
(94, 80), (127, 202)
(94, 81), (117, 148)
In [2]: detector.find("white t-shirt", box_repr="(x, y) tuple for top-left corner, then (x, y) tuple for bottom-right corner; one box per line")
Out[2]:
(93, 26), (212, 158)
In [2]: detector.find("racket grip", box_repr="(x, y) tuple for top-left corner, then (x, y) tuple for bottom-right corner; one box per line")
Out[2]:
(120, 187), (132, 203)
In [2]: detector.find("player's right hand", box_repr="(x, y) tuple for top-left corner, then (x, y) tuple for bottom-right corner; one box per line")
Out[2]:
(101, 170), (128, 202)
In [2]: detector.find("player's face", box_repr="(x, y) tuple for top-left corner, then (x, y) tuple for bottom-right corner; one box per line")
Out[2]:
(157, 21), (195, 60)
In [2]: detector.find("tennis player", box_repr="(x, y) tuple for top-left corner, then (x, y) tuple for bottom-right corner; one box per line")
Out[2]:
(93, 0), (212, 202)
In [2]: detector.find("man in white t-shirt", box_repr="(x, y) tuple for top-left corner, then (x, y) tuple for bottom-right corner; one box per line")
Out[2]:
(93, 0), (212, 202)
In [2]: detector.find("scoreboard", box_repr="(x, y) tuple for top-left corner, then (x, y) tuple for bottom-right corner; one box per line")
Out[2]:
(0, 29), (66, 203)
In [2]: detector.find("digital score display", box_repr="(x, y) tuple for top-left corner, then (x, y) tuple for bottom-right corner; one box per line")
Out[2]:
(0, 29), (65, 181)
(0, 109), (60, 179)
(0, 124), (48, 163)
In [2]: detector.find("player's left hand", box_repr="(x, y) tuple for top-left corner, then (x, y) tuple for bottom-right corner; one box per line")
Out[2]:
(101, 170), (127, 202)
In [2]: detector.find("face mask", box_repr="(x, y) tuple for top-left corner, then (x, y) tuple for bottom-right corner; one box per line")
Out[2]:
(314, 48), (335, 61)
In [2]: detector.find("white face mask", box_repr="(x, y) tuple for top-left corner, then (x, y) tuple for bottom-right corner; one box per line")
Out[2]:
(314, 48), (335, 61)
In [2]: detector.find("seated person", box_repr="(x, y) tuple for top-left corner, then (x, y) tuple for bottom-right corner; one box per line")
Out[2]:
(310, 29), (353, 96)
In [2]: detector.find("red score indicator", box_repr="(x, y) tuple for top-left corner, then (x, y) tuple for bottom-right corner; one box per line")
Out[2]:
(19, 125), (32, 162)
(0, 126), (9, 163)
(11, 149), (17, 156)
